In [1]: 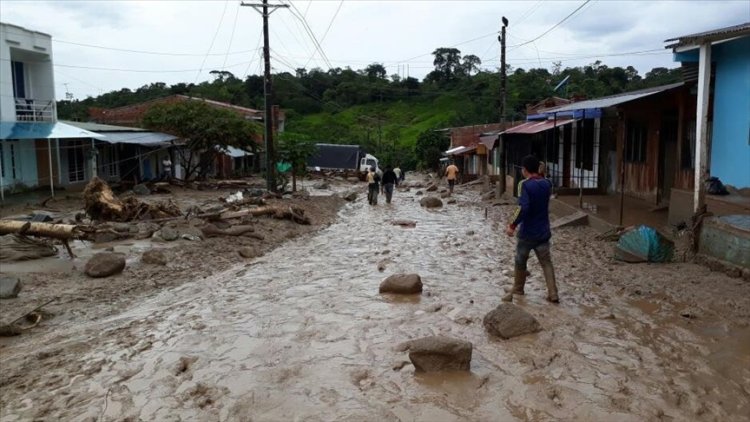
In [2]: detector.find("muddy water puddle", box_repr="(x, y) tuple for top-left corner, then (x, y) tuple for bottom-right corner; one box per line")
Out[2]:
(1, 187), (749, 421)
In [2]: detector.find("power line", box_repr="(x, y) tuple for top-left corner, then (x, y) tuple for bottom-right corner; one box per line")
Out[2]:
(222, 3), (243, 71)
(194, 0), (231, 83)
(52, 39), (257, 57)
(281, 0), (333, 69)
(509, 0), (592, 48)
(303, 0), (344, 68)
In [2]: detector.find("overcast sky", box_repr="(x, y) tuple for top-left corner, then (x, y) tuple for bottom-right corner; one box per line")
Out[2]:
(2, 0), (748, 100)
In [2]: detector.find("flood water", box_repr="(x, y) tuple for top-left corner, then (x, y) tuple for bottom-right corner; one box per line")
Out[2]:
(1, 185), (749, 421)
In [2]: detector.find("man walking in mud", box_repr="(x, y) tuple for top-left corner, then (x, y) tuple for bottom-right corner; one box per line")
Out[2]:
(381, 165), (398, 204)
(366, 166), (381, 205)
(504, 155), (559, 303)
(445, 160), (459, 195)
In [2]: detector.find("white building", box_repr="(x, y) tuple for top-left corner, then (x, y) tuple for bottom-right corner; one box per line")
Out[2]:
(0, 22), (101, 199)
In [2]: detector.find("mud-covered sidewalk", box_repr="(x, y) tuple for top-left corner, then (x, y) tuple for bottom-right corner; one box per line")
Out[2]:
(1, 178), (749, 421)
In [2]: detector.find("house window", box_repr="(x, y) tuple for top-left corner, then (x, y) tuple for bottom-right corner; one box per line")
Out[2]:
(625, 121), (648, 163)
(575, 120), (595, 170)
(68, 140), (86, 182)
(98, 145), (119, 178)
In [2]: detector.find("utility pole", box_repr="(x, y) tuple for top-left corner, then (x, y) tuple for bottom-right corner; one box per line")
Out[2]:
(499, 16), (508, 124)
(242, 0), (288, 192)
(498, 16), (509, 195)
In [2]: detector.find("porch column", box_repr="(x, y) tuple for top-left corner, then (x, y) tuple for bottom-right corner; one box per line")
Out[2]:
(693, 42), (711, 214)
(48, 139), (55, 197)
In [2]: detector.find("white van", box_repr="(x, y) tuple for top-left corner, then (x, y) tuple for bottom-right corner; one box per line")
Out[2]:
(359, 154), (380, 175)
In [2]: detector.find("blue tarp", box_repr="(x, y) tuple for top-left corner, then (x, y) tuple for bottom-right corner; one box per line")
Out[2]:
(0, 122), (105, 140)
(615, 225), (674, 263)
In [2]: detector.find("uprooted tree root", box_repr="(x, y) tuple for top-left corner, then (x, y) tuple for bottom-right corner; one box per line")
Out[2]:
(84, 177), (182, 222)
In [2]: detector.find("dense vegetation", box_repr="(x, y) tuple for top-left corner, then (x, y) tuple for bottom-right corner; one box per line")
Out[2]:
(58, 48), (682, 169)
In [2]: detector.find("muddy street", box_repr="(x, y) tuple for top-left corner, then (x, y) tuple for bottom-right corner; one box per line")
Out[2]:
(1, 183), (749, 421)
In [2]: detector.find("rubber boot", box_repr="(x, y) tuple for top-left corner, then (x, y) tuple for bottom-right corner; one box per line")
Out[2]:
(502, 268), (527, 302)
(540, 260), (559, 303)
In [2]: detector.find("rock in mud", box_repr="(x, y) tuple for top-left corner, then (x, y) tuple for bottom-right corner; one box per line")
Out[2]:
(391, 219), (417, 228)
(342, 191), (358, 202)
(426, 184), (438, 192)
(142, 249), (168, 266)
(415, 190), (424, 196)
(313, 181), (329, 189)
(238, 247), (259, 259)
(447, 198), (457, 204)
(407, 336), (472, 372)
(158, 227), (180, 241)
(0, 276), (22, 299)
(483, 303), (542, 339)
(420, 196), (443, 208)
(346, 177), (360, 183)
(133, 183), (151, 195)
(85, 252), (126, 278)
(380, 273), (423, 294)
(440, 192), (450, 198)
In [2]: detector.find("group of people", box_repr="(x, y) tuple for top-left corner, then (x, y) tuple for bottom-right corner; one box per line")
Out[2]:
(366, 165), (404, 205)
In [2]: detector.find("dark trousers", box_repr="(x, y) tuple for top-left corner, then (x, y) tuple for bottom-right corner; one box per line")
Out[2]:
(515, 238), (553, 271)
(383, 183), (394, 203)
(368, 184), (379, 205)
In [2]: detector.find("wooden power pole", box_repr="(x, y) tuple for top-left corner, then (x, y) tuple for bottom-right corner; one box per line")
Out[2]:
(498, 16), (509, 195)
(242, 0), (288, 192)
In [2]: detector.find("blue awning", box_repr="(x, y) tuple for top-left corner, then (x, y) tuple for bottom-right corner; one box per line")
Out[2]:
(0, 121), (105, 140)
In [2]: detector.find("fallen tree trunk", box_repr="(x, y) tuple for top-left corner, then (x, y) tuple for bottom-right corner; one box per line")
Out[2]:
(0, 220), (80, 240)
(200, 224), (262, 239)
(218, 206), (310, 224)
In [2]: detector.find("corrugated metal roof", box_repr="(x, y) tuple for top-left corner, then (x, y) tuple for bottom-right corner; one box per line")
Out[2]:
(98, 132), (179, 146)
(219, 146), (254, 157)
(0, 122), (105, 140)
(665, 22), (750, 49)
(504, 118), (576, 134)
(543, 82), (684, 113)
(61, 120), (147, 132)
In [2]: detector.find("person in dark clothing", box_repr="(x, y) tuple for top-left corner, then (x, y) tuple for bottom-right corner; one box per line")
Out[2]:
(381, 165), (398, 204)
(504, 155), (559, 303)
(366, 166), (381, 205)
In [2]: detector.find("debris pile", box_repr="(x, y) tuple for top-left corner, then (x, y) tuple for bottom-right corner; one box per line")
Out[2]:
(84, 177), (182, 222)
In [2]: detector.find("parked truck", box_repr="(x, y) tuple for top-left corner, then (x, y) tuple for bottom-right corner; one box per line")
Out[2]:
(307, 143), (380, 174)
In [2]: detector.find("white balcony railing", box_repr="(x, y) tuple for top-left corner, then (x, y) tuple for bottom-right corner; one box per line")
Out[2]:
(15, 98), (55, 122)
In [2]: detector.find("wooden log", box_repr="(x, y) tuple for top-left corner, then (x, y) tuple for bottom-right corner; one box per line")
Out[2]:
(0, 220), (80, 240)
(200, 224), (256, 237)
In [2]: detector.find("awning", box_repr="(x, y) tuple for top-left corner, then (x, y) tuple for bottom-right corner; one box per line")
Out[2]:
(98, 131), (179, 146)
(502, 118), (576, 135)
(479, 135), (498, 149)
(445, 146), (466, 154)
(446, 145), (477, 155)
(220, 146), (254, 157)
(0, 121), (105, 140)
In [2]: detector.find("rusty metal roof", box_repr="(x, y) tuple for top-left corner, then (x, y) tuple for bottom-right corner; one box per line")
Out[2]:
(543, 82), (684, 113)
(665, 22), (750, 49)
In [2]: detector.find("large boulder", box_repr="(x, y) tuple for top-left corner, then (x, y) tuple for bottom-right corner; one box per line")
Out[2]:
(85, 252), (126, 278)
(483, 303), (542, 339)
(380, 273), (423, 294)
(407, 336), (472, 372)
(133, 183), (151, 196)
(157, 227), (180, 241)
(420, 196), (443, 208)
(0, 276), (22, 299)
(142, 249), (168, 266)
(342, 191), (358, 202)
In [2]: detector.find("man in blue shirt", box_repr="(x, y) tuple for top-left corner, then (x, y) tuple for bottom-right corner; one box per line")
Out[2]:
(503, 155), (559, 303)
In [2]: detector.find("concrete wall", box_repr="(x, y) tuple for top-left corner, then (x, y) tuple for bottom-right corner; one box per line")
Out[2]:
(710, 37), (750, 189)
(699, 215), (750, 270)
(0, 139), (39, 190)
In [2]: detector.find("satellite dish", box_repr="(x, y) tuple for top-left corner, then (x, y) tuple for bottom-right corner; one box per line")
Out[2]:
(554, 75), (570, 92)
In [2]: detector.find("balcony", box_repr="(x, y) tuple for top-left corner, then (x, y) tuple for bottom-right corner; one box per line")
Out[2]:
(15, 98), (55, 122)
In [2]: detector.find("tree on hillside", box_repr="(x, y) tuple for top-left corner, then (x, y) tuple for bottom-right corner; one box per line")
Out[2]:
(461, 55), (482, 76)
(365, 63), (387, 80)
(414, 129), (449, 171)
(143, 101), (260, 181)
(277, 133), (318, 192)
(431, 47), (463, 82)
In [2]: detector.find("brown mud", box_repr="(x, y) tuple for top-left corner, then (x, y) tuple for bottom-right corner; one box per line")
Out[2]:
(1, 177), (749, 421)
